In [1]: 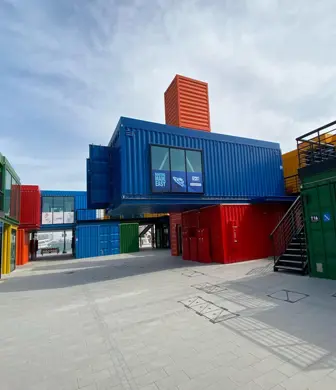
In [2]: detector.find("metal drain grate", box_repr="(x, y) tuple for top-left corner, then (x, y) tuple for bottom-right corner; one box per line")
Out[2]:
(268, 289), (309, 303)
(179, 296), (239, 324)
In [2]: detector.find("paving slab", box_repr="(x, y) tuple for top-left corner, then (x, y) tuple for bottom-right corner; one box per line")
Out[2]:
(1, 251), (336, 389)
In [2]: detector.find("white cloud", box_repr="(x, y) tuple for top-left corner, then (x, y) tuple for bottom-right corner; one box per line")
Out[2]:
(1, 0), (336, 189)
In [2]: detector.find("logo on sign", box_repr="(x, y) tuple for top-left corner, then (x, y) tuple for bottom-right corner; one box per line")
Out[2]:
(172, 176), (185, 188)
(154, 172), (166, 188)
(190, 175), (202, 187)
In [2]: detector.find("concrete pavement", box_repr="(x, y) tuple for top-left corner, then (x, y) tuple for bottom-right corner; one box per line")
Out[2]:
(1, 250), (336, 389)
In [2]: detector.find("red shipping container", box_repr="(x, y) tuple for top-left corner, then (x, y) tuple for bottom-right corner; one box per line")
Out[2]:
(182, 210), (200, 229)
(182, 229), (191, 261)
(19, 185), (41, 230)
(169, 213), (182, 256)
(16, 229), (29, 266)
(197, 228), (211, 263)
(164, 75), (211, 132)
(199, 203), (289, 264)
(189, 237), (198, 261)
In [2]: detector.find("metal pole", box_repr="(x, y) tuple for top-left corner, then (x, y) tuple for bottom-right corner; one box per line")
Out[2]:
(63, 231), (67, 254)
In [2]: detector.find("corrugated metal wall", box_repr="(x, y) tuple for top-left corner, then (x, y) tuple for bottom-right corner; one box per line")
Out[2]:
(77, 209), (97, 221)
(75, 222), (120, 259)
(19, 185), (41, 230)
(87, 145), (113, 209)
(170, 213), (182, 256)
(164, 77), (179, 127)
(164, 75), (211, 132)
(120, 223), (139, 253)
(118, 117), (284, 201)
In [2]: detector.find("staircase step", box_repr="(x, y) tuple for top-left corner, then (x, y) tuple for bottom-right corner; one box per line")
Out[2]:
(287, 248), (306, 252)
(275, 265), (304, 272)
(278, 260), (304, 265)
(281, 253), (305, 258)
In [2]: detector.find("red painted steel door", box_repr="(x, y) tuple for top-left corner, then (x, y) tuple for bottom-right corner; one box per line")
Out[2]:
(197, 228), (211, 263)
(189, 237), (198, 261)
(182, 229), (191, 260)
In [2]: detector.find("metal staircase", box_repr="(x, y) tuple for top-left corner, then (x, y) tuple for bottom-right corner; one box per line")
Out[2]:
(139, 224), (153, 237)
(270, 196), (308, 274)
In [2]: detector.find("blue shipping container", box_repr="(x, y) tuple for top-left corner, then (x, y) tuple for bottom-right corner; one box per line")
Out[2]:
(87, 117), (286, 214)
(75, 222), (120, 259)
(77, 209), (97, 222)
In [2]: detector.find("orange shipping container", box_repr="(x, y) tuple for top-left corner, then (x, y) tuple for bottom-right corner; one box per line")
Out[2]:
(164, 75), (211, 132)
(16, 229), (29, 266)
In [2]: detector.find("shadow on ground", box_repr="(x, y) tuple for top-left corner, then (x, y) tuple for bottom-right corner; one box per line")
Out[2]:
(192, 269), (336, 373)
(0, 250), (213, 293)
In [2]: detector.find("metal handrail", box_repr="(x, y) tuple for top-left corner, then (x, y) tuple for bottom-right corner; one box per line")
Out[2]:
(270, 196), (301, 237)
(270, 196), (303, 263)
(296, 119), (336, 141)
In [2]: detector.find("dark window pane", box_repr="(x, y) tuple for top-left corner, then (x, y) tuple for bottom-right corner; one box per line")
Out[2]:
(64, 197), (74, 212)
(151, 146), (169, 171)
(42, 197), (53, 212)
(52, 197), (64, 212)
(186, 150), (202, 173)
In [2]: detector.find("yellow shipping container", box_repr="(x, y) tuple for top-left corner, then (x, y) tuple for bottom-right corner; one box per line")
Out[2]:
(1, 223), (18, 275)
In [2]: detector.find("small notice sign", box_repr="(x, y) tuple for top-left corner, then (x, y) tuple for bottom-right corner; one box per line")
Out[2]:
(323, 213), (331, 222)
(310, 215), (319, 223)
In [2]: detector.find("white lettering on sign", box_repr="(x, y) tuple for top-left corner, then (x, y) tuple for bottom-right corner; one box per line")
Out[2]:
(155, 172), (166, 187)
(192, 176), (200, 182)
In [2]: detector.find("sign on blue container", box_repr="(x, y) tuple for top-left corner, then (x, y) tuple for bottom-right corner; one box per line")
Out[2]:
(171, 171), (187, 193)
(152, 170), (170, 192)
(187, 172), (203, 193)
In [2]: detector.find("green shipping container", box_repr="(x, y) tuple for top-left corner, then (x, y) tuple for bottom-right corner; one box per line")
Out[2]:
(302, 169), (336, 280)
(120, 223), (139, 253)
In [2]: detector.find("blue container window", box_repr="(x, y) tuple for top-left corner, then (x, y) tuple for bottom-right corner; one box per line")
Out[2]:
(151, 146), (170, 193)
(41, 196), (75, 225)
(170, 148), (187, 193)
(186, 150), (204, 193)
(150, 145), (204, 194)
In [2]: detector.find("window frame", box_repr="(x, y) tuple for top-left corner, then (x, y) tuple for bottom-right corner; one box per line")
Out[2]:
(150, 144), (204, 194)
(41, 196), (75, 225)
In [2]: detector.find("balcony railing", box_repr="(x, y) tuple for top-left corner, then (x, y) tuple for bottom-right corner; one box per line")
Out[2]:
(284, 174), (300, 195)
(297, 120), (336, 169)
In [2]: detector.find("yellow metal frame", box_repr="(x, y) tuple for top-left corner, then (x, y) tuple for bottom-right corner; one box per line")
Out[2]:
(1, 223), (18, 275)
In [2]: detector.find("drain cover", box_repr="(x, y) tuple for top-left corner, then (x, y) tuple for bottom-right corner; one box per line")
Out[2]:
(268, 289), (308, 303)
(64, 271), (75, 275)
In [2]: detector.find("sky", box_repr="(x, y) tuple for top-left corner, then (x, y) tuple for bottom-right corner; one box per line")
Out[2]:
(1, 0), (336, 190)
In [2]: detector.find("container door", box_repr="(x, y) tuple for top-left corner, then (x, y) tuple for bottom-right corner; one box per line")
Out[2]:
(99, 225), (110, 256)
(87, 145), (112, 209)
(182, 229), (190, 260)
(303, 183), (336, 279)
(10, 229), (16, 272)
(177, 225), (182, 255)
(189, 237), (198, 261)
(197, 228), (211, 263)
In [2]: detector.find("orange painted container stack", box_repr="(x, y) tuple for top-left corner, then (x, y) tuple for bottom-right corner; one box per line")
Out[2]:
(16, 228), (29, 266)
(164, 75), (211, 132)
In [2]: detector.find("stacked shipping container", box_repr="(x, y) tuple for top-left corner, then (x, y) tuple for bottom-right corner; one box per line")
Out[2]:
(87, 117), (286, 214)
(177, 204), (289, 264)
(164, 75), (211, 132)
(75, 222), (139, 259)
